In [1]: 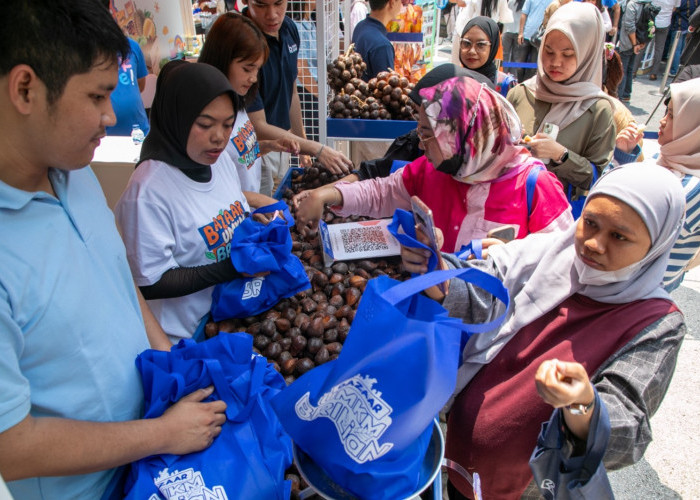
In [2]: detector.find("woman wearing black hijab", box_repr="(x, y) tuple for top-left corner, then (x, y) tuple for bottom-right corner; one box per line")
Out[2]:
(115, 60), (278, 344)
(458, 17), (501, 84)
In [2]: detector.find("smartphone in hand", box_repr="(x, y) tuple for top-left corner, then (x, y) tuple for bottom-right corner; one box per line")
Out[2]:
(486, 224), (518, 243)
(411, 196), (447, 293)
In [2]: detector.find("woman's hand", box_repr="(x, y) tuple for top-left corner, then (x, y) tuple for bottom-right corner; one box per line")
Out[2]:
(528, 133), (567, 163)
(615, 123), (644, 154)
(293, 185), (342, 236)
(317, 146), (353, 175)
(400, 224), (447, 301)
(536, 359), (596, 439)
(536, 359), (594, 409)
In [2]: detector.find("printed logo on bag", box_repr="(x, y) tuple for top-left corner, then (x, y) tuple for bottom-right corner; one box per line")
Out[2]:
(242, 277), (265, 300)
(540, 478), (555, 496)
(294, 374), (394, 464)
(198, 201), (247, 262)
(152, 467), (228, 500)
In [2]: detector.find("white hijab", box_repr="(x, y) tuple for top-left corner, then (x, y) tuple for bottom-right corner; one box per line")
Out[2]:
(658, 79), (700, 175)
(522, 2), (614, 131)
(454, 164), (686, 394)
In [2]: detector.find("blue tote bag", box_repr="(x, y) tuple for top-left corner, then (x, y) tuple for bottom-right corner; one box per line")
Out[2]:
(123, 333), (293, 500)
(211, 201), (310, 320)
(271, 267), (509, 500)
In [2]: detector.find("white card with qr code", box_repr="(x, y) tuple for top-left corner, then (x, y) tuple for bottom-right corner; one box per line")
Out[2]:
(318, 219), (401, 264)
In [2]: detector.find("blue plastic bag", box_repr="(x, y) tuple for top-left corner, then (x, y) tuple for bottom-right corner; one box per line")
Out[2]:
(123, 333), (293, 500)
(211, 201), (310, 320)
(271, 267), (509, 500)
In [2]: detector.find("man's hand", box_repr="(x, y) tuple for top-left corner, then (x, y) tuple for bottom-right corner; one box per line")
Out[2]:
(608, 26), (618, 38)
(158, 386), (227, 456)
(518, 33), (525, 45)
(633, 43), (646, 54)
(260, 137), (300, 157)
(317, 146), (353, 175)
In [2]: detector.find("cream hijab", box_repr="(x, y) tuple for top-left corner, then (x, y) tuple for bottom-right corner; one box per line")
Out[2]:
(658, 79), (700, 175)
(453, 164), (686, 395)
(523, 2), (614, 131)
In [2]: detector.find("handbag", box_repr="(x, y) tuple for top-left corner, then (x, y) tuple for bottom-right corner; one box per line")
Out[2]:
(271, 264), (509, 499)
(210, 201), (311, 320)
(123, 333), (293, 500)
(529, 391), (614, 500)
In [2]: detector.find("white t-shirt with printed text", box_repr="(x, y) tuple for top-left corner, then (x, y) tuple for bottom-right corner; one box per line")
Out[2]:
(225, 109), (263, 192)
(115, 155), (250, 342)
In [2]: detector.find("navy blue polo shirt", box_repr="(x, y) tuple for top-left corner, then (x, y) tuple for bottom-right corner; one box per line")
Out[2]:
(246, 13), (300, 130)
(352, 16), (395, 81)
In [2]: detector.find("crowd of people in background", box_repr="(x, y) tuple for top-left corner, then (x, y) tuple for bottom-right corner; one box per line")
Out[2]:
(1, 0), (699, 499)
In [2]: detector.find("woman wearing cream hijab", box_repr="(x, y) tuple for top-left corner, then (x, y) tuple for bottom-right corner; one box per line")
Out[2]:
(615, 79), (700, 291)
(507, 2), (615, 202)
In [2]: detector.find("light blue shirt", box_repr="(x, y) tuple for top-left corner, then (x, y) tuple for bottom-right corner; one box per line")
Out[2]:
(522, 0), (552, 40)
(0, 167), (150, 499)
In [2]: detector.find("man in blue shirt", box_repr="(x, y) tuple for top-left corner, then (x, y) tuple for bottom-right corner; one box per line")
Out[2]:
(244, 0), (353, 195)
(0, 2), (226, 498)
(352, 0), (402, 80)
(516, 0), (551, 80)
(107, 38), (150, 136)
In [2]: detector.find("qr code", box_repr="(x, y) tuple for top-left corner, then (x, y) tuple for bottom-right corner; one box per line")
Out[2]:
(340, 227), (389, 254)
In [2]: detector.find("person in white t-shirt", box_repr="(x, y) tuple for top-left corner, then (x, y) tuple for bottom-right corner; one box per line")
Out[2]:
(115, 61), (279, 342)
(199, 12), (300, 192)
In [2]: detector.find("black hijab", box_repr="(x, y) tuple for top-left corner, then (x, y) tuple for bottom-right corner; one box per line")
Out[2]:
(139, 60), (237, 182)
(460, 17), (500, 84)
(408, 63), (494, 104)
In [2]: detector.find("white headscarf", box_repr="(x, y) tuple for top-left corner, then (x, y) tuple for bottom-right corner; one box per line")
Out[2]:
(522, 2), (614, 131)
(658, 79), (700, 175)
(454, 164), (686, 394)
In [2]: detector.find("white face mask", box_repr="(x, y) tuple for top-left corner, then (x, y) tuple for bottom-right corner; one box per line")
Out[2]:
(573, 255), (645, 286)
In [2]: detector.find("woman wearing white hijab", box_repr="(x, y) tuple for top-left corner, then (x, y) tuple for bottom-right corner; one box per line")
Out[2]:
(401, 164), (686, 498)
(614, 79), (700, 292)
(507, 2), (615, 202)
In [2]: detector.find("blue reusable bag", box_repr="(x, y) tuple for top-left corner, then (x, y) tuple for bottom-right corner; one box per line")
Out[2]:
(123, 333), (293, 500)
(568, 164), (599, 220)
(529, 391), (614, 499)
(210, 201), (310, 320)
(271, 267), (509, 500)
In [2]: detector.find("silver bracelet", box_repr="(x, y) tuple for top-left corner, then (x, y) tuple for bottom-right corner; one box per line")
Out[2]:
(316, 144), (325, 158)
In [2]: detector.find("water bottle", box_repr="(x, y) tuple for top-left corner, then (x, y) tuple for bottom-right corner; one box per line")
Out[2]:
(131, 124), (145, 145)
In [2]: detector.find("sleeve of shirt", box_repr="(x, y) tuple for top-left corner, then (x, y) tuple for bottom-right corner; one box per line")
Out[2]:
(522, 0), (533, 17)
(332, 170), (412, 218)
(0, 286), (31, 434)
(113, 181), (180, 287)
(247, 92), (264, 113)
(130, 39), (148, 79)
(593, 311), (686, 470)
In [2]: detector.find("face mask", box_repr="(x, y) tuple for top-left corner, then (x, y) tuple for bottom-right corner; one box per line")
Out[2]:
(435, 154), (464, 175)
(573, 255), (645, 286)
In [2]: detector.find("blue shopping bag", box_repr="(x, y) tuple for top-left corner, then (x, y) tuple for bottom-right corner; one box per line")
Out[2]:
(210, 201), (310, 320)
(271, 267), (509, 500)
(123, 333), (293, 500)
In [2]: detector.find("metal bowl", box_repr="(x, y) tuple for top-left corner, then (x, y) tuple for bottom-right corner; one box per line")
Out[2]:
(294, 420), (445, 500)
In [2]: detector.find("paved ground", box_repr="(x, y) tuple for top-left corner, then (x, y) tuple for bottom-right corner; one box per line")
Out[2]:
(434, 41), (700, 498)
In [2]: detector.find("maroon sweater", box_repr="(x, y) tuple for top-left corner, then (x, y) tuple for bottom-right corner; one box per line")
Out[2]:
(446, 294), (677, 499)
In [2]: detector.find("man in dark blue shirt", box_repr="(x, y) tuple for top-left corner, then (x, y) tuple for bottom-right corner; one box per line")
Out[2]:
(244, 0), (352, 195)
(352, 0), (402, 80)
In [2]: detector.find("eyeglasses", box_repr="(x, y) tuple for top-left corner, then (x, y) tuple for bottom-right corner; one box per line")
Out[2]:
(416, 128), (437, 145)
(460, 39), (491, 52)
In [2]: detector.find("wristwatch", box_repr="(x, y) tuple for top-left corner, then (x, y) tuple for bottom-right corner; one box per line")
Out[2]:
(555, 148), (569, 164)
(566, 399), (595, 415)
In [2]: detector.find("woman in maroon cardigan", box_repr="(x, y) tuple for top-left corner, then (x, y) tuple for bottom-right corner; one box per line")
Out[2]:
(401, 164), (686, 499)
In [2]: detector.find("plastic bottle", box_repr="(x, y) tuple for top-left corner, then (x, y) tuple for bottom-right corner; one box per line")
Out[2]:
(131, 124), (145, 145)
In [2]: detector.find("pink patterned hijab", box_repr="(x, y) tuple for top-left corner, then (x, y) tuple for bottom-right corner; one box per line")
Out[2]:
(418, 76), (528, 184)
